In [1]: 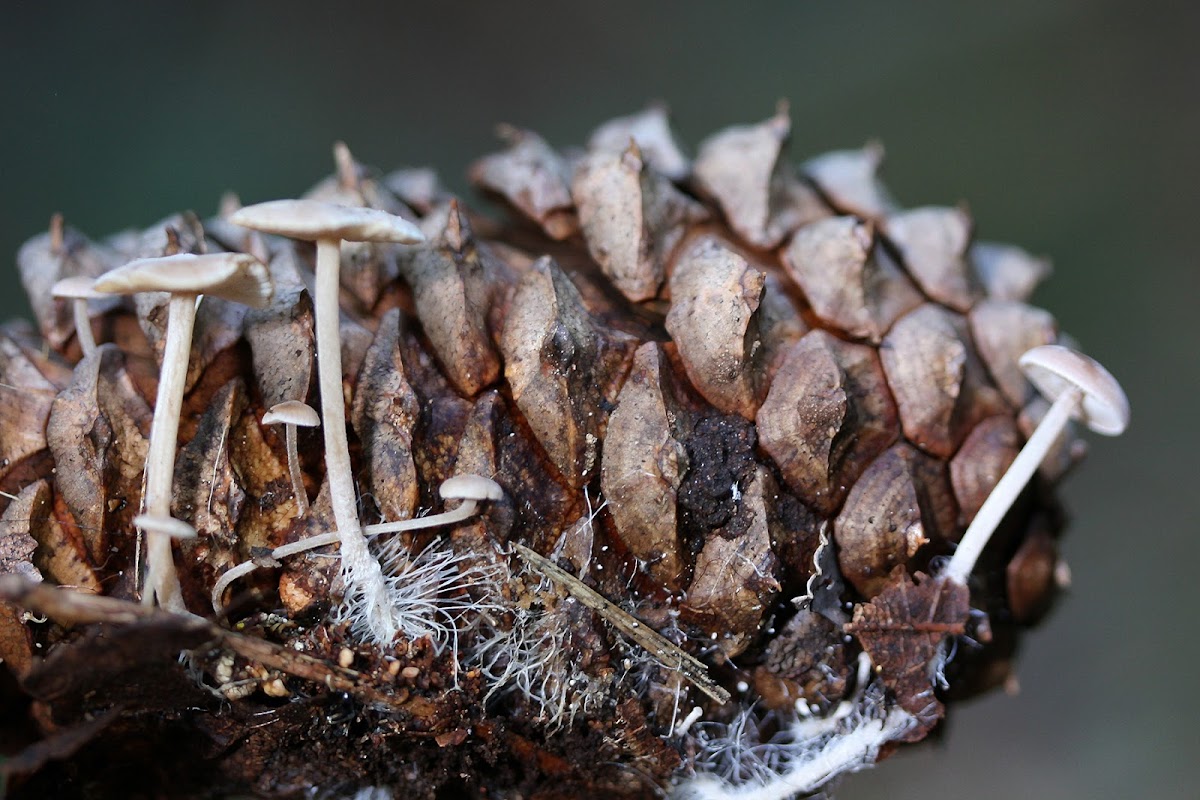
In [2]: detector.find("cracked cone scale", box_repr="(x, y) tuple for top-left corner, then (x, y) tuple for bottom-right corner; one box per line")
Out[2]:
(0, 106), (1126, 799)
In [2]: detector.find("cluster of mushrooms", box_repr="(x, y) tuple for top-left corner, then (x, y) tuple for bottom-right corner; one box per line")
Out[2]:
(50, 203), (509, 646)
(1, 107), (1131, 799)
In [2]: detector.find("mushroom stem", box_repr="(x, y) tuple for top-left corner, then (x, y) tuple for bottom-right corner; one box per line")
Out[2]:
(943, 386), (1079, 584)
(272, 532), (342, 559)
(70, 298), (97, 357)
(359, 500), (480, 536)
(313, 237), (360, 534)
(284, 423), (308, 517)
(313, 236), (392, 633)
(141, 292), (196, 611)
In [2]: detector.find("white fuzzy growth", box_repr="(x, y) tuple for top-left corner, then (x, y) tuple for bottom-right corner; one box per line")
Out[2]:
(334, 535), (411, 646)
(467, 567), (613, 731)
(674, 684), (915, 800)
(333, 538), (500, 656)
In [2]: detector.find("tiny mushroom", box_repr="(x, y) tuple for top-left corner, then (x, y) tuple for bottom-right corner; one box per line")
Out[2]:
(209, 474), (503, 615)
(262, 400), (320, 516)
(943, 344), (1129, 584)
(229, 199), (424, 644)
(360, 474), (504, 536)
(94, 251), (272, 611)
(50, 275), (108, 357)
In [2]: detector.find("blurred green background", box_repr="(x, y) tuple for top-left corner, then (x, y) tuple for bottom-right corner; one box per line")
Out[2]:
(1, 2), (1196, 798)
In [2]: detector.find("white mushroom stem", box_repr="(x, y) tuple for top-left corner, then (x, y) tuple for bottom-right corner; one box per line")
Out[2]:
(210, 562), (259, 613)
(313, 236), (395, 637)
(70, 298), (97, 357)
(282, 423), (308, 516)
(313, 238), (361, 535)
(52, 276), (108, 358)
(943, 386), (1079, 584)
(357, 499), (484, 535)
(272, 533), (341, 559)
(141, 293), (196, 610)
(210, 553), (282, 615)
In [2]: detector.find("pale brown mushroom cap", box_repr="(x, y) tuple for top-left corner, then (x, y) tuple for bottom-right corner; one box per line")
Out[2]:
(133, 513), (198, 539)
(94, 252), (273, 308)
(1019, 345), (1130, 436)
(51, 275), (108, 300)
(229, 199), (425, 245)
(262, 400), (321, 428)
(440, 474), (504, 502)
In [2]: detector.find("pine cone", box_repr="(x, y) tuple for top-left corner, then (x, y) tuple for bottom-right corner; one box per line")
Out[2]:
(0, 106), (1112, 799)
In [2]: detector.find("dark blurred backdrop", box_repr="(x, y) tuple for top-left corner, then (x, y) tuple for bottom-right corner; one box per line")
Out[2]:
(1, 2), (1196, 798)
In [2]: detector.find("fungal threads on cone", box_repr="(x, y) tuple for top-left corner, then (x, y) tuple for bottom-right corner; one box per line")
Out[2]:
(0, 106), (1128, 800)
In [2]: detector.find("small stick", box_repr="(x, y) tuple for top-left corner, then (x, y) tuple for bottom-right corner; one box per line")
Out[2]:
(511, 542), (730, 705)
(0, 575), (369, 698)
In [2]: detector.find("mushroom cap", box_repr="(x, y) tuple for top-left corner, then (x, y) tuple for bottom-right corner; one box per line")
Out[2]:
(440, 474), (504, 502)
(262, 400), (320, 427)
(94, 252), (273, 308)
(1018, 345), (1130, 436)
(133, 513), (198, 539)
(51, 275), (108, 300)
(229, 199), (425, 245)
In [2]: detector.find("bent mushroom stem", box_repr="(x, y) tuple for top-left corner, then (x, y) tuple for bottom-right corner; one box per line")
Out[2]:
(210, 475), (503, 614)
(358, 501), (481, 536)
(360, 474), (503, 535)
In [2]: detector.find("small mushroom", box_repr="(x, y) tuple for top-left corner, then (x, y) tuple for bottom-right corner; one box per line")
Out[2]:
(50, 276), (107, 357)
(229, 199), (424, 644)
(94, 251), (272, 610)
(209, 475), (503, 614)
(262, 401), (320, 517)
(19, 214), (118, 352)
(943, 345), (1129, 583)
(359, 474), (504, 536)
